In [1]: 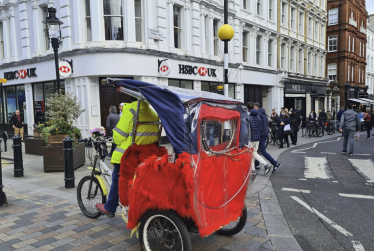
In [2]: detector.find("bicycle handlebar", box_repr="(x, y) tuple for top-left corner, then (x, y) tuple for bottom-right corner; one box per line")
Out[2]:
(79, 137), (112, 143)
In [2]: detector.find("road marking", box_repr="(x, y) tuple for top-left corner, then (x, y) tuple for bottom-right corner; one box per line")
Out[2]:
(348, 159), (374, 183)
(352, 241), (365, 251)
(282, 188), (310, 193)
(339, 193), (374, 200)
(292, 137), (342, 153)
(351, 154), (370, 156)
(333, 181), (338, 183)
(321, 152), (336, 154)
(299, 178), (307, 181)
(291, 196), (353, 237)
(305, 157), (333, 180)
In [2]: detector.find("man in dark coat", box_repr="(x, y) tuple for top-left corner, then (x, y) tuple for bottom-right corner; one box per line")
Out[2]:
(290, 110), (301, 145)
(295, 106), (301, 117)
(106, 105), (120, 158)
(337, 107), (345, 136)
(331, 108), (336, 120)
(10, 110), (24, 140)
(254, 103), (281, 174)
(247, 102), (271, 175)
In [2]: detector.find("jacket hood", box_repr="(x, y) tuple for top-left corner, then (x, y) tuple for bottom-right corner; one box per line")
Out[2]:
(258, 108), (266, 116)
(249, 109), (258, 116)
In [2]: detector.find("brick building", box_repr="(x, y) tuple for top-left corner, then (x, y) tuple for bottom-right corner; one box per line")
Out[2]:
(326, 0), (368, 109)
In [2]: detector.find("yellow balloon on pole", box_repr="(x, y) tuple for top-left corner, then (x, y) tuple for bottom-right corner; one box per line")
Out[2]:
(218, 24), (234, 41)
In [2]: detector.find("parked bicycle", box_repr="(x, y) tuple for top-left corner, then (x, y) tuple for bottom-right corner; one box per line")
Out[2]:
(265, 118), (280, 147)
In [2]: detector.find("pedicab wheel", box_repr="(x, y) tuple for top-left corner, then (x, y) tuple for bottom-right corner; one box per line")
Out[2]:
(217, 208), (247, 236)
(139, 210), (192, 251)
(77, 176), (107, 219)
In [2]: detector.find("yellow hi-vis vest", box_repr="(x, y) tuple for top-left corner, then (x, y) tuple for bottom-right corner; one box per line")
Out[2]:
(111, 101), (159, 164)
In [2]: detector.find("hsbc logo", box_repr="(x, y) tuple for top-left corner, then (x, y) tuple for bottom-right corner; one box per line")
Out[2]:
(160, 65), (169, 72)
(59, 66), (70, 73)
(4, 68), (37, 81)
(179, 64), (216, 77)
(158, 59), (171, 76)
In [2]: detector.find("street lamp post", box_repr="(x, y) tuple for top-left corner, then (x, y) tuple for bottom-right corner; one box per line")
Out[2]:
(44, 8), (63, 94)
(218, 0), (234, 97)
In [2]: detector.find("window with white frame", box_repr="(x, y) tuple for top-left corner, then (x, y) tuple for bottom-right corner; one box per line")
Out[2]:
(134, 0), (142, 42)
(299, 12), (304, 34)
(205, 16), (208, 54)
(42, 7), (50, 51)
(85, 0), (92, 42)
(352, 37), (355, 52)
(257, 0), (261, 16)
(281, 44), (285, 69)
(315, 22), (319, 41)
(308, 17), (312, 38)
(328, 35), (337, 52)
(321, 25), (325, 42)
(243, 0), (249, 10)
(242, 32), (248, 63)
(298, 49), (303, 72)
(359, 68), (361, 83)
(348, 34), (351, 51)
(328, 8), (338, 26)
(372, 57), (373, 71)
(0, 22), (4, 60)
(352, 65), (354, 81)
(348, 65), (350, 81)
(268, 39), (273, 67)
(290, 46), (294, 71)
(368, 55), (370, 69)
(328, 63), (337, 80)
(173, 6), (182, 49)
(320, 57), (323, 76)
(281, 3), (286, 26)
(363, 44), (365, 57)
(291, 8), (295, 30)
(269, 0), (273, 20)
(314, 54), (317, 75)
(213, 19), (219, 56)
(103, 0), (124, 41)
(256, 36), (261, 65)
(308, 52), (311, 74)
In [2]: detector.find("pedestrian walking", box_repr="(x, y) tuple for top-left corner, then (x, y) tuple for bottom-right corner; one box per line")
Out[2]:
(10, 110), (24, 141)
(339, 103), (361, 156)
(295, 106), (301, 117)
(309, 110), (317, 121)
(277, 112), (290, 148)
(337, 106), (346, 136)
(327, 109), (333, 122)
(119, 103), (125, 116)
(290, 109), (301, 145)
(246, 102), (271, 175)
(106, 105), (120, 158)
(253, 103), (281, 174)
(363, 108), (372, 139)
(331, 108), (336, 120)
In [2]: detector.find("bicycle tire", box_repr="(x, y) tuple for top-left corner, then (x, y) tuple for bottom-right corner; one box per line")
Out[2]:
(275, 133), (281, 146)
(217, 208), (247, 236)
(77, 175), (107, 219)
(139, 210), (192, 251)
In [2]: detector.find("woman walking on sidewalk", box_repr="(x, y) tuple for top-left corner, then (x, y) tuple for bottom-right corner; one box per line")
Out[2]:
(277, 112), (290, 148)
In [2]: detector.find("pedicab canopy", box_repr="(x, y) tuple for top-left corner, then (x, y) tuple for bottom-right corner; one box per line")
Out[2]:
(108, 79), (249, 154)
(110, 79), (253, 237)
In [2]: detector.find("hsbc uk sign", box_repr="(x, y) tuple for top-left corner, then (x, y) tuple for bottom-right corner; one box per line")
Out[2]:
(179, 64), (217, 77)
(4, 68), (37, 80)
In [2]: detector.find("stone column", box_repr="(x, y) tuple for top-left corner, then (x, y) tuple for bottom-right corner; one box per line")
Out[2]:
(8, 5), (18, 62)
(60, 0), (72, 51)
(125, 0), (137, 48)
(19, 2), (30, 60)
(72, 0), (84, 49)
(25, 83), (34, 135)
(233, 17), (240, 63)
(89, 0), (103, 47)
(185, 5), (192, 55)
(1, 10), (10, 63)
(328, 93), (332, 110)
(167, 1), (176, 53)
(156, 0), (168, 52)
(208, 16), (214, 59)
(31, 3), (41, 57)
(263, 32), (269, 68)
(250, 26), (259, 66)
(191, 0), (200, 57)
(144, 0), (157, 50)
(200, 13), (207, 58)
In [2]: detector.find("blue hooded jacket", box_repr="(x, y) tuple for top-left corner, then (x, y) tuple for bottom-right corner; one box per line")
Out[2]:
(248, 109), (262, 142)
(257, 108), (269, 137)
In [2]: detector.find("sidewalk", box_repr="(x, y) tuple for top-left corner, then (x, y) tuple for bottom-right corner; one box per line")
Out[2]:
(0, 132), (341, 251)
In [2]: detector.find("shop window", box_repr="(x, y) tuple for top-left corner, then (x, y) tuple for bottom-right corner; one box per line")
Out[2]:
(328, 63), (336, 80)
(1, 85), (27, 124)
(173, 6), (182, 49)
(228, 84), (235, 99)
(134, 0), (143, 42)
(103, 0), (124, 41)
(168, 79), (192, 89)
(85, 0), (92, 42)
(201, 82), (218, 93)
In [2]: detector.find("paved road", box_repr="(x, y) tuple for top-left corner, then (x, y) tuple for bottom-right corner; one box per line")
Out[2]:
(271, 135), (374, 251)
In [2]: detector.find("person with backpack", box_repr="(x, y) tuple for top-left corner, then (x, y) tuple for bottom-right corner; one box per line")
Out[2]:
(363, 108), (372, 139)
(247, 102), (271, 175)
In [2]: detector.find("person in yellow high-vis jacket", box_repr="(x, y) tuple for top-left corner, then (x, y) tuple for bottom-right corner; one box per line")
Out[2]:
(96, 101), (159, 217)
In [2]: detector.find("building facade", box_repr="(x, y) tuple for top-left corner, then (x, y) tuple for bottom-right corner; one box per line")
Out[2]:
(0, 0), (285, 137)
(326, 0), (368, 109)
(277, 0), (328, 121)
(366, 14), (374, 97)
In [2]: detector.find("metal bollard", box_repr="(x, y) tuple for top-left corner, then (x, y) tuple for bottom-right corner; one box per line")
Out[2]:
(63, 137), (75, 188)
(13, 135), (24, 177)
(0, 139), (8, 207)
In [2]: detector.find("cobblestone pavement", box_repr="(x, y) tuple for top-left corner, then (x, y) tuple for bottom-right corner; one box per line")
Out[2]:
(0, 186), (273, 251)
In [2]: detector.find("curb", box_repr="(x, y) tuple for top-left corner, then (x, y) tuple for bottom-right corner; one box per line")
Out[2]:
(249, 134), (341, 251)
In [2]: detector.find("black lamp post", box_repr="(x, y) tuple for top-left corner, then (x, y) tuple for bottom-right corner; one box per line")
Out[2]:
(44, 8), (63, 94)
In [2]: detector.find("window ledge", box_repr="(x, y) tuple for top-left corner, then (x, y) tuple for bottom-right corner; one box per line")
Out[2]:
(328, 50), (337, 53)
(256, 15), (265, 20)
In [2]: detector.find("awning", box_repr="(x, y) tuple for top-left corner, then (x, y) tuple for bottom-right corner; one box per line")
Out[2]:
(358, 98), (374, 104)
(348, 99), (369, 104)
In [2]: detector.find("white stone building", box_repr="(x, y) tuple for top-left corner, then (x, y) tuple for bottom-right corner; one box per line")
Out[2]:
(0, 0), (283, 137)
(367, 15), (374, 96)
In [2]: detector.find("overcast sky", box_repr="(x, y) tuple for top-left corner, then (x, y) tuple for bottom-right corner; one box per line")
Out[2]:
(368, 1), (374, 15)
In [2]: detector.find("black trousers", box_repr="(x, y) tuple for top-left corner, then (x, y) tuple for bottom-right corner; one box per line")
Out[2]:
(291, 131), (298, 144)
(280, 134), (289, 147)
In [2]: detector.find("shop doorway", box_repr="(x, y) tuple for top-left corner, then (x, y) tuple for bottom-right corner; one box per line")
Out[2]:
(284, 97), (306, 125)
(243, 85), (262, 105)
(99, 77), (133, 128)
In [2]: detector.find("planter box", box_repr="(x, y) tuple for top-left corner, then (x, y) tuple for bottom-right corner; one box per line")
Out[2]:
(25, 138), (45, 156)
(48, 135), (68, 147)
(43, 143), (85, 172)
(33, 132), (41, 138)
